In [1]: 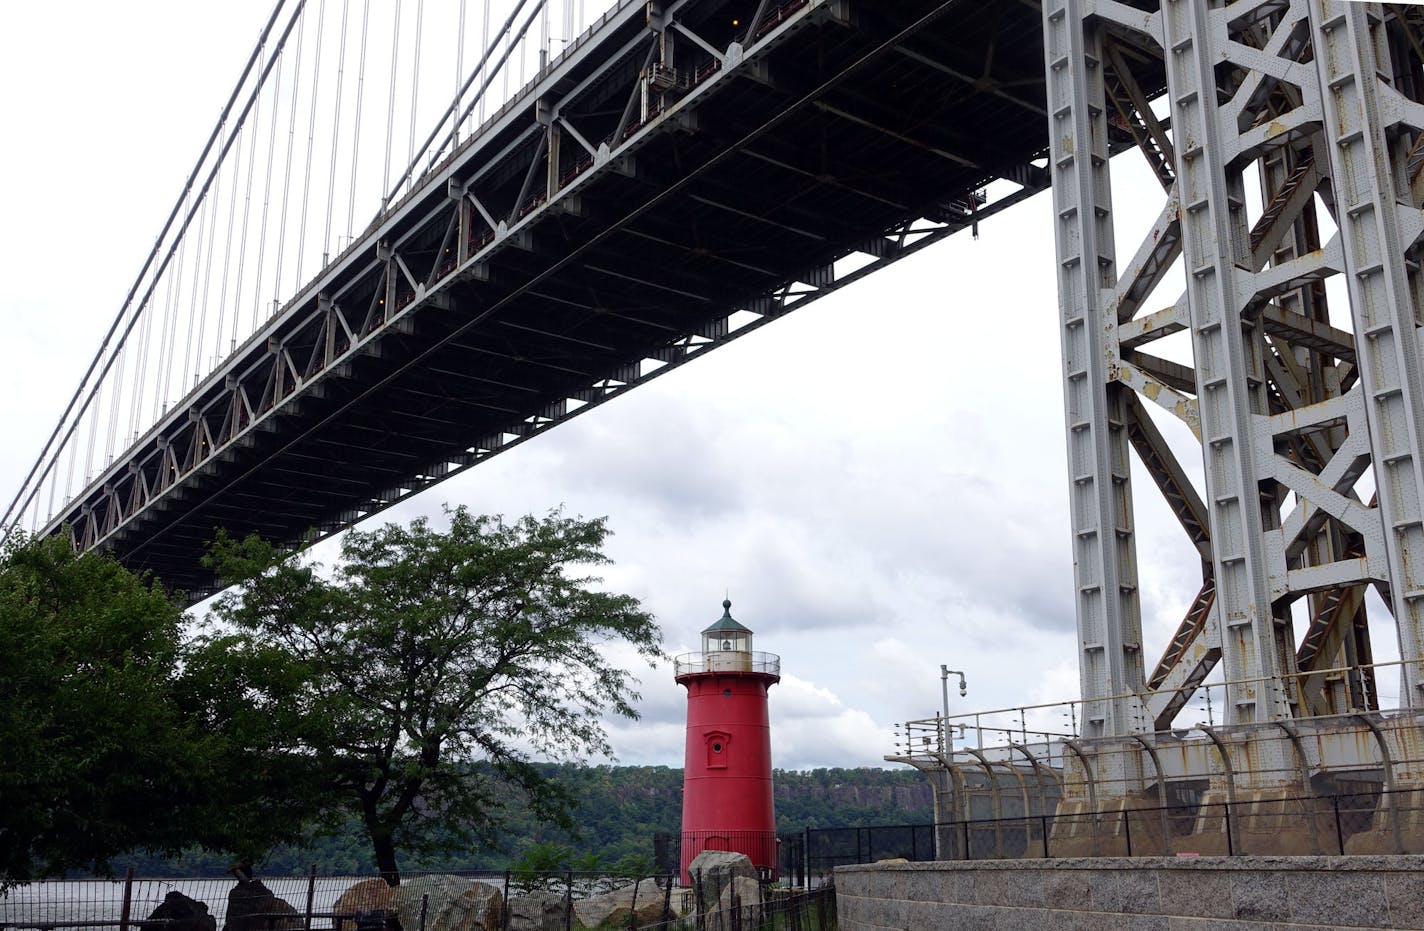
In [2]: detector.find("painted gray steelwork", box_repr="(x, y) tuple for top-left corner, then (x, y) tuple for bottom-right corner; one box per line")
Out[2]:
(1044, 0), (1424, 741)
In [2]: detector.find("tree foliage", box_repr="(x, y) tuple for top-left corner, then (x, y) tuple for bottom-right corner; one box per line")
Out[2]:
(0, 533), (317, 882)
(200, 507), (663, 883)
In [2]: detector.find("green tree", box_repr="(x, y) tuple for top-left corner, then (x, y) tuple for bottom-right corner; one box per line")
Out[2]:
(201, 507), (663, 884)
(0, 533), (318, 882)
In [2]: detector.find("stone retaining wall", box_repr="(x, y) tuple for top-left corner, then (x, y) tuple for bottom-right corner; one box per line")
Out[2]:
(835, 855), (1424, 929)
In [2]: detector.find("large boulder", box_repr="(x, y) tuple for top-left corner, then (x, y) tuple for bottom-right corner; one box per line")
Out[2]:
(686, 851), (757, 910)
(715, 876), (761, 915)
(571, 879), (668, 929)
(393, 875), (502, 931)
(332, 879), (396, 931)
(141, 892), (216, 931)
(505, 891), (566, 931)
(224, 879), (302, 931)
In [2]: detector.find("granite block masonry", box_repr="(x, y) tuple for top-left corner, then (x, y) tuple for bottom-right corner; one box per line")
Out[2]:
(835, 855), (1424, 930)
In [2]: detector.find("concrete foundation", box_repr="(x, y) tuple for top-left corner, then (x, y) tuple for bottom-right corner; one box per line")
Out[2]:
(836, 856), (1424, 930)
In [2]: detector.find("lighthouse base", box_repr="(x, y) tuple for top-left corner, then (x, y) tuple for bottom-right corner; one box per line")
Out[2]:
(680, 831), (779, 886)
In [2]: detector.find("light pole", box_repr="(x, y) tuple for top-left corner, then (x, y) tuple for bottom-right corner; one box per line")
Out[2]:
(941, 665), (967, 754)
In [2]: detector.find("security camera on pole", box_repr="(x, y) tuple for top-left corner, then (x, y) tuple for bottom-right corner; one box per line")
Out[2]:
(941, 665), (967, 754)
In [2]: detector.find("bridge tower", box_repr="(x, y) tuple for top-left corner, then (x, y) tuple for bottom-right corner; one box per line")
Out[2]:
(1041, 0), (1424, 821)
(675, 600), (781, 884)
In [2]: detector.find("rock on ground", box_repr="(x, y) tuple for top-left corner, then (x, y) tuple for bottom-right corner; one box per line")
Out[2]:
(714, 875), (762, 915)
(393, 875), (502, 931)
(504, 891), (566, 931)
(141, 892), (216, 931)
(686, 851), (757, 910)
(223, 880), (302, 931)
(571, 878), (668, 929)
(332, 878), (396, 931)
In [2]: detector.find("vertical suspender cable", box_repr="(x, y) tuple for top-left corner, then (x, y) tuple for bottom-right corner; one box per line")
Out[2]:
(104, 343), (125, 467)
(480, 1), (490, 126)
(129, 250), (156, 445)
(347, 0), (372, 241)
(381, 0), (403, 211)
(216, 119), (246, 360)
(153, 264), (176, 421)
(0, 0), (293, 534)
(323, 0), (352, 264)
(252, 47), (286, 327)
(273, 6), (308, 308)
(233, 52), (265, 348)
(161, 200), (192, 413)
(194, 119), (227, 385)
(541, 2), (549, 66)
(454, 0), (466, 146)
(295, 0), (327, 285)
(181, 194), (211, 393)
(407, 0), (423, 196)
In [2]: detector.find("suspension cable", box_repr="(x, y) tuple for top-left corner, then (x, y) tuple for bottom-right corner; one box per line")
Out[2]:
(2, 3), (308, 538)
(0, 0), (292, 533)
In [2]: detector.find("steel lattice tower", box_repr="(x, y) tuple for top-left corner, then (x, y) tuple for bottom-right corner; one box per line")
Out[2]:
(1045, 0), (1424, 738)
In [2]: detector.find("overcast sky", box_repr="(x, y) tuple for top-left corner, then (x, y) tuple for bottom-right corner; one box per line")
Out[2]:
(0, 2), (1296, 771)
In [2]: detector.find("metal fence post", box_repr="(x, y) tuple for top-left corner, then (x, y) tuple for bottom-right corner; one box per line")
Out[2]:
(803, 827), (810, 884)
(1041, 815), (1050, 858)
(304, 865), (317, 931)
(662, 873), (673, 925)
(961, 820), (970, 861)
(118, 867), (135, 931)
(418, 894), (429, 931)
(1224, 801), (1235, 856)
(564, 872), (574, 931)
(1334, 795), (1347, 855)
(1123, 809), (1133, 857)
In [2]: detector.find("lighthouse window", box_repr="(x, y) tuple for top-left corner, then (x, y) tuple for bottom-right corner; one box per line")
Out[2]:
(722, 639), (731, 650)
(723, 689), (733, 697)
(706, 732), (730, 769)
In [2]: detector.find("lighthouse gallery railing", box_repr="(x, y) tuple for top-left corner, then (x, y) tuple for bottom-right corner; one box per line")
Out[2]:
(673, 651), (781, 676)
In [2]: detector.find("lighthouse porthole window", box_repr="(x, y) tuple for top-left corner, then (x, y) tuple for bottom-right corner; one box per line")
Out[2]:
(706, 732), (730, 769)
(723, 689), (733, 697)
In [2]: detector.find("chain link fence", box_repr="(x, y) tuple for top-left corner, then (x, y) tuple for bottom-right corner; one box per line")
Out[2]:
(0, 868), (834, 931)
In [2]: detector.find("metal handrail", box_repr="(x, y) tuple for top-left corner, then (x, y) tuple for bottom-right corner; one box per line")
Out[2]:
(673, 651), (781, 676)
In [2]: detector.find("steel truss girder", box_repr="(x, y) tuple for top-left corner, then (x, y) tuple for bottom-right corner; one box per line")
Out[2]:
(1049, 0), (1424, 736)
(53, 0), (1054, 600)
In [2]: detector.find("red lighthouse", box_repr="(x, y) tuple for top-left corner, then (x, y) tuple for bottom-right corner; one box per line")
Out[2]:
(675, 599), (781, 884)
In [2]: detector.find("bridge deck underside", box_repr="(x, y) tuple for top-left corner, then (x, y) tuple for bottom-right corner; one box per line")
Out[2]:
(76, 0), (1154, 598)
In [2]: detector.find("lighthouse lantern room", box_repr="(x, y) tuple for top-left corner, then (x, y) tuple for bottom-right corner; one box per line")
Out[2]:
(675, 600), (781, 885)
